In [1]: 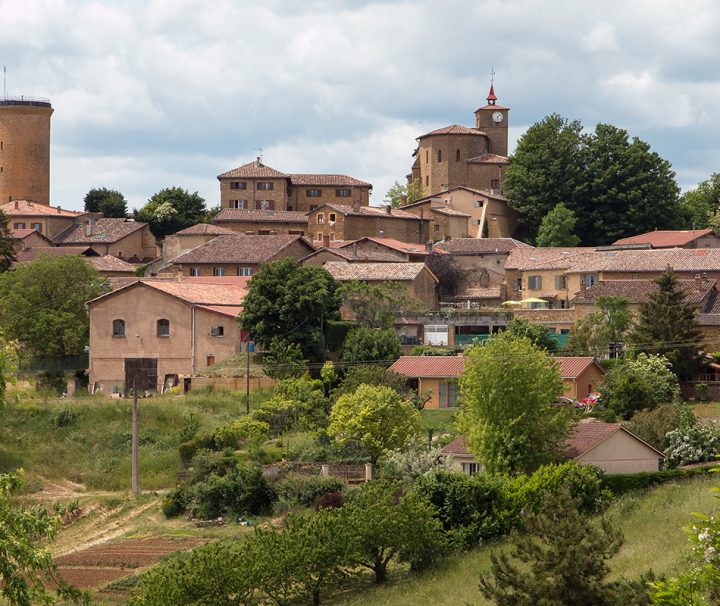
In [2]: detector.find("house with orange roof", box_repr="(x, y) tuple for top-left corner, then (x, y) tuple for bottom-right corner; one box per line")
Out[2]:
(612, 229), (720, 249)
(388, 356), (465, 408)
(555, 357), (605, 401)
(0, 199), (85, 239)
(10, 227), (53, 250)
(87, 276), (249, 393)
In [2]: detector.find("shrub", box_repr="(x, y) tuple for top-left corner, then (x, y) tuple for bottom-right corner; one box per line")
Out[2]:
(161, 495), (183, 518)
(665, 424), (720, 468)
(315, 491), (344, 510)
(276, 474), (345, 507)
(627, 403), (695, 451)
(341, 327), (400, 364)
(600, 465), (716, 494)
(51, 405), (80, 428)
(326, 320), (358, 352)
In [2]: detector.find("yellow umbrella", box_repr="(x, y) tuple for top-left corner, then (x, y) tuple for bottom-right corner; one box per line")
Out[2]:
(518, 297), (548, 304)
(501, 300), (523, 306)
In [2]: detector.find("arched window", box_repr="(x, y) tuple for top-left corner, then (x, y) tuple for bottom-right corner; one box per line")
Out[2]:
(112, 319), (125, 337)
(437, 149), (442, 162)
(456, 148), (461, 161)
(157, 319), (170, 337)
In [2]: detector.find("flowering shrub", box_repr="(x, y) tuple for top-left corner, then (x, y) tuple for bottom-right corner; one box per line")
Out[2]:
(665, 424), (720, 468)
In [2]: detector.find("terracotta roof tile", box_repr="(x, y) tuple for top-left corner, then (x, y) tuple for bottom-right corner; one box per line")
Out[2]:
(87, 255), (137, 274)
(441, 437), (472, 456)
(418, 124), (488, 139)
(436, 238), (532, 256)
(427, 206), (471, 217)
(171, 234), (313, 265)
(339, 237), (430, 256)
(10, 228), (42, 238)
(15, 246), (97, 262)
(315, 204), (429, 221)
(613, 229), (715, 248)
(505, 247), (595, 271)
(289, 174), (371, 187)
(52, 218), (146, 245)
(175, 223), (236, 236)
(564, 421), (621, 458)
(554, 357), (600, 379)
(0, 200), (84, 217)
(217, 160), (287, 179)
(323, 261), (433, 281)
(212, 209), (308, 224)
(572, 279), (716, 305)
(389, 355), (466, 378)
(467, 153), (509, 164)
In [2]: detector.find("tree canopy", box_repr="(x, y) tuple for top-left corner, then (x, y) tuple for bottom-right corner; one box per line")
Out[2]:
(83, 187), (128, 218)
(679, 172), (720, 229)
(338, 280), (425, 329)
(566, 295), (630, 357)
(505, 317), (558, 352)
(458, 333), (571, 474)
(0, 210), (16, 274)
(535, 202), (580, 247)
(0, 255), (108, 358)
(341, 327), (400, 365)
(386, 179), (423, 208)
(133, 187), (207, 237)
(239, 260), (340, 360)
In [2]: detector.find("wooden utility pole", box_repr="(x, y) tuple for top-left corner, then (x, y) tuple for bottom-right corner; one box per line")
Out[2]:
(131, 375), (139, 494)
(245, 341), (251, 414)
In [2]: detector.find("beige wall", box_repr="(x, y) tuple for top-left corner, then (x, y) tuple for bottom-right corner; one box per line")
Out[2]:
(216, 220), (307, 236)
(417, 134), (488, 196)
(180, 262), (259, 277)
(78, 225), (157, 260)
(307, 208), (430, 244)
(9, 214), (78, 239)
(288, 185), (370, 213)
(12, 231), (50, 250)
(419, 377), (458, 409)
(163, 233), (218, 261)
(300, 250), (351, 266)
(562, 365), (604, 401)
(412, 270), (439, 310)
(576, 430), (662, 474)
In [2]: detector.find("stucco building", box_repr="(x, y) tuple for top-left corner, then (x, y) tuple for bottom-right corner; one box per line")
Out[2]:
(612, 229), (720, 249)
(1, 199), (84, 238)
(388, 356), (464, 408)
(52, 216), (158, 261)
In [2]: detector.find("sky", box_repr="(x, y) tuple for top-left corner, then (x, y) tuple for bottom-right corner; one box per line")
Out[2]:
(1, 0), (719, 213)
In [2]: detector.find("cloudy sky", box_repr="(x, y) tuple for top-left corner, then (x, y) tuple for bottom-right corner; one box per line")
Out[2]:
(1, 0), (719, 212)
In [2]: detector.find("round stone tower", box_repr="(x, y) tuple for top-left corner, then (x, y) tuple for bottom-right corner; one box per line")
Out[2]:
(0, 97), (53, 205)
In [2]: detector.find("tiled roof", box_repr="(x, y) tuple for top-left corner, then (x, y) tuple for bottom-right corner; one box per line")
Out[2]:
(555, 357), (601, 379)
(171, 235), (313, 265)
(174, 223), (236, 236)
(564, 421), (621, 458)
(436, 237), (533, 256)
(405, 186), (503, 207)
(467, 153), (509, 164)
(476, 104), (510, 110)
(0, 200), (84, 217)
(572, 279), (716, 305)
(418, 124), (488, 139)
(313, 204), (429, 221)
(87, 255), (137, 274)
(212, 209), (308, 224)
(389, 355), (466, 378)
(441, 437), (472, 456)
(52, 218), (146, 245)
(289, 174), (371, 187)
(299, 248), (356, 263)
(340, 237), (430, 256)
(505, 247), (594, 271)
(15, 246), (97, 262)
(323, 262), (433, 282)
(451, 286), (503, 300)
(195, 304), (243, 318)
(10, 228), (42, 239)
(217, 160), (287, 179)
(613, 229), (715, 248)
(428, 206), (471, 218)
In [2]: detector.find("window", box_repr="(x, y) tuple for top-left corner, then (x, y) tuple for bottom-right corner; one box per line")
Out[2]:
(190, 267), (200, 276)
(257, 181), (273, 190)
(317, 213), (324, 224)
(527, 275), (542, 291)
(307, 189), (322, 197)
(13, 222), (25, 229)
(112, 319), (125, 337)
(288, 230), (304, 236)
(456, 149), (461, 161)
(581, 273), (599, 287)
(559, 300), (570, 309)
(426, 150), (429, 163)
(474, 200), (483, 208)
(207, 355), (215, 366)
(256, 199), (274, 210)
(555, 275), (567, 289)
(230, 181), (246, 190)
(491, 179), (501, 189)
(336, 189), (351, 197)
(237, 267), (252, 276)
(437, 149), (442, 162)
(157, 319), (170, 337)
(31, 222), (42, 232)
(434, 224), (440, 232)
(329, 232), (335, 240)
(258, 230), (271, 235)
(213, 267), (225, 276)
(425, 176), (429, 186)
(229, 200), (248, 209)
(462, 462), (482, 475)
(211, 326), (225, 337)
(513, 277), (522, 291)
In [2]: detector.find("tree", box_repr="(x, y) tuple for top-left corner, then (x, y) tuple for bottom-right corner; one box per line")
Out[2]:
(338, 280), (426, 329)
(239, 260), (340, 359)
(0, 255), (108, 358)
(341, 327), (400, 365)
(535, 202), (580, 247)
(263, 338), (307, 379)
(629, 268), (704, 379)
(133, 186), (207, 237)
(0, 333), (18, 407)
(627, 403), (695, 451)
(425, 251), (464, 300)
(479, 491), (652, 606)
(328, 384), (422, 466)
(566, 295), (630, 357)
(331, 365), (412, 401)
(505, 114), (587, 242)
(1, 471), (90, 606)
(214, 417), (270, 456)
(0, 209), (16, 273)
(344, 480), (445, 583)
(458, 333), (571, 474)
(83, 187), (128, 218)
(505, 317), (557, 352)
(386, 179), (423, 208)
(679, 172), (720, 229)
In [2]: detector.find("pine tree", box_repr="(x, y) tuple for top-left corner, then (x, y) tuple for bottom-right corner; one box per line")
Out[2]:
(630, 268), (704, 379)
(0, 209), (16, 273)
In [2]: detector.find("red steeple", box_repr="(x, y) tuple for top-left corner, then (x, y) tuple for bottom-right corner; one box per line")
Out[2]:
(486, 83), (497, 105)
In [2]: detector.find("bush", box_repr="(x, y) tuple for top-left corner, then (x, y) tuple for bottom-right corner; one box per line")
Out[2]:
(276, 474), (345, 507)
(409, 345), (461, 356)
(341, 327), (400, 364)
(627, 403), (695, 450)
(315, 491), (344, 510)
(664, 424), (720, 468)
(600, 464), (716, 494)
(161, 495), (183, 518)
(51, 405), (80, 428)
(326, 320), (358, 352)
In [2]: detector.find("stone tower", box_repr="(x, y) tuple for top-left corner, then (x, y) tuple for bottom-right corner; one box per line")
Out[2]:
(0, 97), (53, 206)
(474, 84), (509, 156)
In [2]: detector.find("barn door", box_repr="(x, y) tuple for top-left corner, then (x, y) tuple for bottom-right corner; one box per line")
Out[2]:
(124, 358), (158, 393)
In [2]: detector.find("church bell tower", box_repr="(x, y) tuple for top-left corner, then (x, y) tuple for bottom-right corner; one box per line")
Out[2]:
(475, 83), (509, 157)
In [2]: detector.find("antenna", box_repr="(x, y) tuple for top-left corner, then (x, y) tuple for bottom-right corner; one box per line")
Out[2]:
(490, 65), (495, 85)
(254, 147), (263, 162)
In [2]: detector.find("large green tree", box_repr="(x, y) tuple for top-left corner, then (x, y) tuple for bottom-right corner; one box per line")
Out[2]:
(535, 202), (580, 247)
(505, 114), (587, 242)
(0, 209), (16, 273)
(505, 317), (558, 352)
(340, 327), (401, 365)
(458, 333), (571, 474)
(338, 280), (426, 329)
(83, 187), (128, 218)
(239, 259), (340, 359)
(328, 384), (422, 466)
(0, 255), (108, 358)
(629, 268), (704, 379)
(679, 172), (720, 229)
(566, 295), (630, 357)
(577, 123), (680, 245)
(386, 179), (423, 208)
(133, 187), (207, 237)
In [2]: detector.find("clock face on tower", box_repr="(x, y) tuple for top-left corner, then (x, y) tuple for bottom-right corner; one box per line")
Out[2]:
(492, 111), (504, 123)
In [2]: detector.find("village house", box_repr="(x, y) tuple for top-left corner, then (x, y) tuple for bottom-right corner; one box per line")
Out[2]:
(442, 420), (665, 475)
(300, 237), (431, 266)
(612, 229), (720, 249)
(307, 203), (431, 244)
(388, 356), (465, 408)
(211, 208), (308, 236)
(217, 158), (372, 213)
(10, 227), (53, 250)
(87, 276), (249, 393)
(14, 245), (137, 277)
(555, 357), (604, 401)
(161, 224), (236, 264)
(170, 234), (315, 277)
(322, 261), (439, 312)
(0, 199), (85, 238)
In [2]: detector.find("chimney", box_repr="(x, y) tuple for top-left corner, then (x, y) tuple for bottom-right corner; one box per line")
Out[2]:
(255, 156), (262, 166)
(695, 273), (702, 290)
(400, 194), (408, 206)
(56, 205), (61, 214)
(85, 216), (96, 237)
(14, 200), (18, 209)
(351, 200), (361, 212)
(385, 204), (392, 215)
(323, 234), (330, 248)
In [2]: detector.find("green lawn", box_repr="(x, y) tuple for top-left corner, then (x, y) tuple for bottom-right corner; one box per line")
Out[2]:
(420, 408), (457, 435)
(337, 476), (719, 606)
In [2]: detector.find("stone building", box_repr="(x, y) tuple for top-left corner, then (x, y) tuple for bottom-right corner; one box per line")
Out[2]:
(612, 229), (720, 249)
(0, 97), (53, 205)
(212, 208), (308, 236)
(52, 216), (158, 261)
(307, 203), (430, 244)
(409, 84), (509, 198)
(1, 199), (84, 238)
(10, 227), (52, 250)
(217, 158), (372, 213)
(162, 223), (236, 263)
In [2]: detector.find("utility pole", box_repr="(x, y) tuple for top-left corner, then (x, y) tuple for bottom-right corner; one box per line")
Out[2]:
(246, 340), (251, 414)
(131, 375), (139, 494)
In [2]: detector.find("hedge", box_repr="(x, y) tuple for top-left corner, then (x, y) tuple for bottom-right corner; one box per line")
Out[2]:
(600, 463), (717, 495)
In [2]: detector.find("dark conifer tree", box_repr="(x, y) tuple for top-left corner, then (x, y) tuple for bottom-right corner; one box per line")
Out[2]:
(0, 209), (16, 273)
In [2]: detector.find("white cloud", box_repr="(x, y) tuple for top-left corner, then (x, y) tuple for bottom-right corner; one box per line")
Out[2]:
(581, 22), (619, 52)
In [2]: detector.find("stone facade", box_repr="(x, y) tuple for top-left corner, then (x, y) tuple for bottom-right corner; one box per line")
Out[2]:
(0, 99), (53, 206)
(212, 209), (308, 236)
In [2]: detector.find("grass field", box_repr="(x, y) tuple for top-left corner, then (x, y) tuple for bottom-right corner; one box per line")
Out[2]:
(336, 476), (719, 606)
